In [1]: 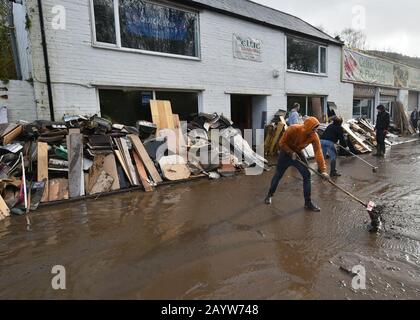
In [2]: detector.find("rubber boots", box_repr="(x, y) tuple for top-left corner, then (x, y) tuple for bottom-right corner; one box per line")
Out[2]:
(330, 160), (341, 177)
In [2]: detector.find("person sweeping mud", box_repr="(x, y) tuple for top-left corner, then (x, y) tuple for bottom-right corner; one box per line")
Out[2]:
(320, 116), (349, 177)
(265, 117), (330, 212)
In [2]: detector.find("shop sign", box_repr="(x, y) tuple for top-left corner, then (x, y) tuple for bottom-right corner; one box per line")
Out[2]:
(233, 34), (262, 62)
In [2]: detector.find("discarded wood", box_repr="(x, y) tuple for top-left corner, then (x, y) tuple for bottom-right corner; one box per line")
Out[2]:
(87, 155), (106, 193)
(89, 170), (114, 195)
(269, 122), (285, 155)
(0, 194), (10, 218)
(37, 142), (49, 202)
(132, 151), (154, 192)
(158, 155), (191, 181)
(173, 114), (181, 129)
(114, 149), (132, 185)
(48, 178), (69, 202)
(150, 100), (175, 130)
(129, 134), (163, 184)
(103, 154), (120, 191)
(342, 124), (372, 153)
(118, 138), (140, 186)
(68, 133), (85, 198)
(3, 125), (22, 145)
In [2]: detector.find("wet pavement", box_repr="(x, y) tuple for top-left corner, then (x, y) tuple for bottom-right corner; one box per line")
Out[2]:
(1, 142), (420, 300)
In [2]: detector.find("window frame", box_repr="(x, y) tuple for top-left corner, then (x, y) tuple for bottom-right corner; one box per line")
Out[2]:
(90, 0), (202, 60)
(286, 36), (328, 76)
(353, 98), (373, 120)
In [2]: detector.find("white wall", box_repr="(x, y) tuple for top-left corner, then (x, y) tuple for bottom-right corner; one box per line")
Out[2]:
(285, 45), (354, 121)
(0, 80), (37, 122)
(25, 0), (351, 125)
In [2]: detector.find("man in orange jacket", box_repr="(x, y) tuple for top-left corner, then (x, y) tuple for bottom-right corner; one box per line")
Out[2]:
(265, 117), (330, 211)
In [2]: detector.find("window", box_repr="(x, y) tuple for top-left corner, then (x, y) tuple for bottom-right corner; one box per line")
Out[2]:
(93, 0), (116, 44)
(99, 89), (199, 125)
(92, 0), (199, 57)
(287, 95), (327, 122)
(353, 99), (373, 120)
(287, 37), (327, 74)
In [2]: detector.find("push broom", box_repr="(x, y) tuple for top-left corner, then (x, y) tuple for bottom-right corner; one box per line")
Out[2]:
(296, 157), (383, 231)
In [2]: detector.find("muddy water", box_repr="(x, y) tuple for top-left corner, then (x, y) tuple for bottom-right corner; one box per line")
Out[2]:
(1, 142), (420, 299)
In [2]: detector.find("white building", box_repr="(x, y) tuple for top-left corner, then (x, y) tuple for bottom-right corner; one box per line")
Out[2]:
(6, 0), (354, 130)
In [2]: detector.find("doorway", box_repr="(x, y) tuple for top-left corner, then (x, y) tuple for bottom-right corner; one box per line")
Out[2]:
(231, 95), (253, 134)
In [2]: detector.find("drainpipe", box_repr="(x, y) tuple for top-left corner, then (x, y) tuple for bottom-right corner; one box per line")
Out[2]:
(37, 0), (55, 121)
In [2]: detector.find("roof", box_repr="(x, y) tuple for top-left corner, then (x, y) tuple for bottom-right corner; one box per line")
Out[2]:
(180, 0), (342, 45)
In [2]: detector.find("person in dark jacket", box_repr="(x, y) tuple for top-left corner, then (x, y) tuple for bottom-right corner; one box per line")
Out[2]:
(375, 105), (390, 157)
(320, 116), (349, 177)
(410, 109), (419, 133)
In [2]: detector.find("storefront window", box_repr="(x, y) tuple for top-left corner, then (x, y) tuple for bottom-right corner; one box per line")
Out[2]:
(92, 0), (199, 57)
(353, 99), (373, 120)
(287, 37), (327, 74)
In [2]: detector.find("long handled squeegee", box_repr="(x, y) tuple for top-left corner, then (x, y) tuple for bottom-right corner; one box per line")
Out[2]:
(336, 144), (378, 173)
(296, 157), (382, 230)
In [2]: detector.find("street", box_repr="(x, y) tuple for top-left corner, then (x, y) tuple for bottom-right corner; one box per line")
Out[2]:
(0, 142), (419, 299)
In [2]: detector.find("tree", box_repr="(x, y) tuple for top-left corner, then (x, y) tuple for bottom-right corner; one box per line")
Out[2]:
(340, 28), (367, 50)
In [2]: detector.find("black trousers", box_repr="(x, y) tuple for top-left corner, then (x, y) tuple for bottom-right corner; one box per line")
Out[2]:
(376, 130), (386, 154)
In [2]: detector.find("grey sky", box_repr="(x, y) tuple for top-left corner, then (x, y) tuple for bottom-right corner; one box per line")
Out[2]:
(252, 0), (420, 57)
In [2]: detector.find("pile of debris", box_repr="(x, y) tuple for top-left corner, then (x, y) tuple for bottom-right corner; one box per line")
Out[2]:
(0, 100), (267, 220)
(263, 111), (398, 157)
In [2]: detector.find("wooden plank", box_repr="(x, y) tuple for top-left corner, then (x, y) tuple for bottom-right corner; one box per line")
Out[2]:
(173, 114), (180, 129)
(150, 100), (162, 130)
(0, 194), (10, 218)
(89, 171), (114, 195)
(114, 150), (132, 185)
(37, 142), (49, 202)
(103, 154), (120, 191)
(269, 122), (285, 155)
(118, 138), (140, 186)
(68, 133), (85, 198)
(129, 134), (163, 184)
(3, 125), (23, 145)
(342, 124), (372, 152)
(163, 101), (175, 129)
(87, 155), (106, 193)
(48, 178), (69, 202)
(150, 100), (175, 130)
(133, 152), (154, 192)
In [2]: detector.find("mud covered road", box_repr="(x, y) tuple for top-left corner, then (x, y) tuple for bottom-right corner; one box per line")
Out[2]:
(1, 142), (419, 299)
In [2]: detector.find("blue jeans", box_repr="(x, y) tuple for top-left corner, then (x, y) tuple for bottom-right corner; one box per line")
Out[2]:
(268, 150), (311, 203)
(321, 140), (337, 161)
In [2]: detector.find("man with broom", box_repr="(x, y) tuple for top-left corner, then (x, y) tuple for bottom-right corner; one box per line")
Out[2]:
(265, 117), (330, 212)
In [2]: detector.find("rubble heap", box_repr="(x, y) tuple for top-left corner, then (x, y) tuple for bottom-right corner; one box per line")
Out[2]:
(0, 100), (267, 220)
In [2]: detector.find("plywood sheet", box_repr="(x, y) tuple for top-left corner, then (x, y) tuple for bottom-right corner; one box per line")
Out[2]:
(37, 142), (49, 202)
(129, 134), (163, 184)
(68, 133), (84, 198)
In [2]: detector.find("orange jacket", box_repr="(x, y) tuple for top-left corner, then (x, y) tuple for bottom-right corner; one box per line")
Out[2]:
(279, 117), (327, 173)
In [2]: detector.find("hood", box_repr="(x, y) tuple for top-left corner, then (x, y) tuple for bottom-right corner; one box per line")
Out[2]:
(303, 117), (320, 133)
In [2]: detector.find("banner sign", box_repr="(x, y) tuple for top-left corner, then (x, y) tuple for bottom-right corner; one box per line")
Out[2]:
(343, 49), (394, 86)
(233, 34), (262, 62)
(343, 48), (420, 91)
